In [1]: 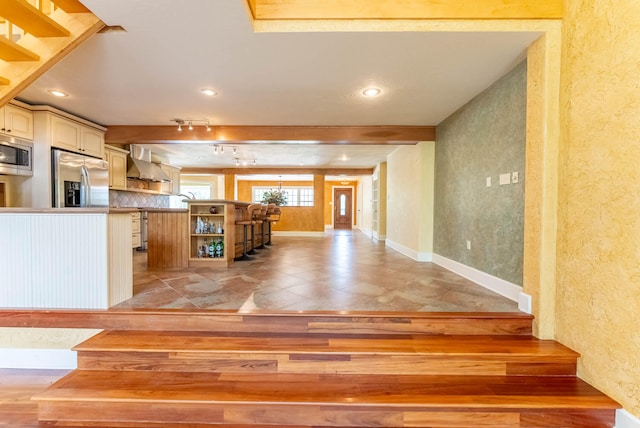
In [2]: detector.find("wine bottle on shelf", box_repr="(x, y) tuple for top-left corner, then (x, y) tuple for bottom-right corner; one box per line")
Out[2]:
(209, 239), (216, 258)
(215, 238), (224, 258)
(203, 238), (209, 257)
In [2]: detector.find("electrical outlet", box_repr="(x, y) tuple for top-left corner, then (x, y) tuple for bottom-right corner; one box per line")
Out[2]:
(512, 171), (519, 183)
(486, 177), (491, 187)
(466, 240), (471, 250)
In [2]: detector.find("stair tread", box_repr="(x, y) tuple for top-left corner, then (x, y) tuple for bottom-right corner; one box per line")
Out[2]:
(34, 370), (619, 409)
(0, 309), (533, 335)
(75, 330), (578, 358)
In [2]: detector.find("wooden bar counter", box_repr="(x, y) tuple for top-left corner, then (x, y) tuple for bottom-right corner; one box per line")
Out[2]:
(146, 200), (261, 268)
(146, 208), (189, 268)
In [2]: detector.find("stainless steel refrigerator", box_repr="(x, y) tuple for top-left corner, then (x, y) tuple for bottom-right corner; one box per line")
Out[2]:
(52, 149), (109, 208)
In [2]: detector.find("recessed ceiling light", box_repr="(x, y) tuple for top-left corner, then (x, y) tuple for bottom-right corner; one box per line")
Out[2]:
(200, 88), (217, 96)
(362, 87), (381, 97)
(47, 89), (68, 97)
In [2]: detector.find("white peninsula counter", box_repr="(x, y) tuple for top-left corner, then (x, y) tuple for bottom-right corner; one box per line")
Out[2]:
(0, 208), (134, 309)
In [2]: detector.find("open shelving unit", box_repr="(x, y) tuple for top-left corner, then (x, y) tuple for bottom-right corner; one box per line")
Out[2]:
(188, 202), (234, 267)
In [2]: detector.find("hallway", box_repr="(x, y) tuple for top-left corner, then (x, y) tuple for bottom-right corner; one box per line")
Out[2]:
(116, 230), (519, 312)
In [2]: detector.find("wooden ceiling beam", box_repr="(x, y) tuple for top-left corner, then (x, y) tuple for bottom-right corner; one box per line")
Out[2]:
(0, 36), (39, 61)
(181, 167), (375, 176)
(50, 0), (91, 13)
(105, 125), (435, 144)
(246, 0), (563, 20)
(0, 0), (70, 37)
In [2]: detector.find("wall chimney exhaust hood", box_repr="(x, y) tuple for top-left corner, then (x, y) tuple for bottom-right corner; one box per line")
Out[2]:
(126, 145), (171, 182)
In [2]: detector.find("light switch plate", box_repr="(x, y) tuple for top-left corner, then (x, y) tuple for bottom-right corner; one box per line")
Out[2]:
(486, 177), (491, 187)
(499, 173), (511, 185)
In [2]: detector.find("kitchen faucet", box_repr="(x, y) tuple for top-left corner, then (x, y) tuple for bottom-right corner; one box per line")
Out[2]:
(178, 192), (196, 200)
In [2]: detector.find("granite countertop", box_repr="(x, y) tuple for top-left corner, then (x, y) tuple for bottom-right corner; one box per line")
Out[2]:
(0, 207), (113, 214)
(140, 208), (188, 213)
(0, 207), (188, 214)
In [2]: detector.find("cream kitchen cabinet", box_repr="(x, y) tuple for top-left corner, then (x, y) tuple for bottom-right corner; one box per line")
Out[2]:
(104, 146), (128, 190)
(51, 114), (104, 158)
(131, 211), (141, 248)
(0, 103), (34, 140)
(160, 163), (181, 195)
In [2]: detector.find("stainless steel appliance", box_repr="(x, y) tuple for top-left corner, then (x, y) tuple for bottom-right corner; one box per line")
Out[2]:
(0, 134), (32, 176)
(139, 210), (148, 251)
(52, 148), (109, 208)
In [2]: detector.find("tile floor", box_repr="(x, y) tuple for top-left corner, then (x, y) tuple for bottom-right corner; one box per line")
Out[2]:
(116, 230), (519, 312)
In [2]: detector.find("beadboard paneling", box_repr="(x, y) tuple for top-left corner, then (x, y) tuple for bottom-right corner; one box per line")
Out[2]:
(0, 214), (108, 309)
(108, 214), (133, 306)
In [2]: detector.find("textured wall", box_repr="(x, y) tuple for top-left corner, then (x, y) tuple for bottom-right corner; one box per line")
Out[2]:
(434, 61), (526, 285)
(556, 0), (640, 414)
(237, 178), (325, 232)
(387, 142), (435, 254)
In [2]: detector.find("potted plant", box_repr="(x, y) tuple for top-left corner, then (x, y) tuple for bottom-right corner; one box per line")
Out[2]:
(261, 189), (287, 206)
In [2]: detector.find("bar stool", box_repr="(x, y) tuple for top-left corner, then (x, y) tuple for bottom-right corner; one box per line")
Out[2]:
(265, 204), (280, 246)
(247, 204), (263, 255)
(255, 204), (269, 250)
(234, 203), (260, 261)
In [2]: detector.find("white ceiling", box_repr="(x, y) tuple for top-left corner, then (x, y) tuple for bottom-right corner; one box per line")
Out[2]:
(17, 0), (541, 169)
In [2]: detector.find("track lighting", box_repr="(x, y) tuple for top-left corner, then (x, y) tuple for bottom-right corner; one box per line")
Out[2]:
(209, 144), (255, 167)
(171, 118), (213, 132)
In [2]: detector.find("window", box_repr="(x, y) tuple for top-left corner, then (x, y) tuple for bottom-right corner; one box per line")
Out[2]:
(252, 186), (314, 207)
(170, 184), (212, 208)
(339, 194), (346, 215)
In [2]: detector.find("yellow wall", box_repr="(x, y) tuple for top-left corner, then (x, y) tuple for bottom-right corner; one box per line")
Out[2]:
(556, 0), (640, 415)
(387, 143), (435, 256)
(237, 177), (325, 232)
(324, 180), (358, 227)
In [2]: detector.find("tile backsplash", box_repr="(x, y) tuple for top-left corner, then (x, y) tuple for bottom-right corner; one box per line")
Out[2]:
(110, 190), (170, 208)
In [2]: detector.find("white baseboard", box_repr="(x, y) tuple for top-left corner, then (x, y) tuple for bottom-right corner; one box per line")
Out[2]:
(385, 239), (432, 262)
(617, 409), (640, 428)
(518, 291), (532, 313)
(272, 231), (325, 237)
(360, 228), (372, 238)
(325, 225), (333, 229)
(431, 254), (521, 302)
(0, 348), (77, 369)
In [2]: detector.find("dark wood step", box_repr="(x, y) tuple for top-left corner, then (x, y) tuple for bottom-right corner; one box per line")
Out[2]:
(0, 309), (533, 335)
(74, 330), (578, 376)
(33, 370), (620, 427)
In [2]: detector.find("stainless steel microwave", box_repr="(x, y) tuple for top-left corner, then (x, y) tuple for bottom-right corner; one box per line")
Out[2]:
(0, 135), (33, 176)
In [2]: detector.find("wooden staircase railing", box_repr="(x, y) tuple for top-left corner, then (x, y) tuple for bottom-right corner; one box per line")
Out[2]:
(0, 0), (103, 104)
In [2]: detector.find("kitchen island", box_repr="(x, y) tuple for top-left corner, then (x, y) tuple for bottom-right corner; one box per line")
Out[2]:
(144, 200), (242, 268)
(0, 208), (135, 309)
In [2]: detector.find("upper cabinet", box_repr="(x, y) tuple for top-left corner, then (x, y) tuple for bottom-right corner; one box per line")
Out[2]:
(51, 114), (104, 158)
(104, 146), (129, 191)
(0, 104), (34, 140)
(160, 164), (181, 195)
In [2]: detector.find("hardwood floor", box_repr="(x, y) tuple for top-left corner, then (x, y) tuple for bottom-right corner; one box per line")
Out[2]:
(26, 312), (619, 427)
